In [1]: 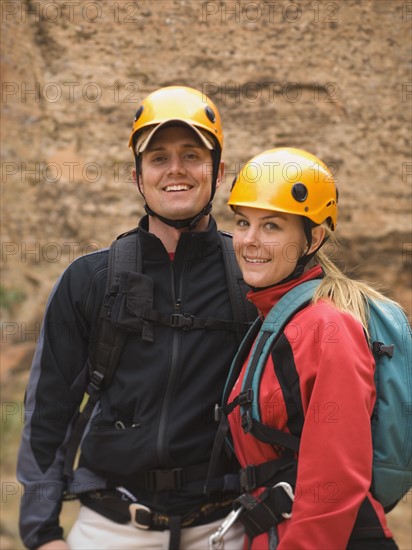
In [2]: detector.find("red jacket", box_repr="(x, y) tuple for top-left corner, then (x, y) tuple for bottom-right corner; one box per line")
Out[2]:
(228, 266), (393, 550)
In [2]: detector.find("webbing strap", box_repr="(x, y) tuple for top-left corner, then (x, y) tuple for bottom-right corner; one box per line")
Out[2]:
(236, 482), (294, 539)
(64, 229), (254, 482)
(63, 317), (129, 478)
(247, 418), (300, 453)
(237, 493), (280, 539)
(222, 317), (262, 404)
(168, 516), (181, 550)
(238, 279), (322, 451)
(142, 308), (247, 333)
(204, 414), (230, 496)
(205, 320), (262, 491)
(218, 231), (257, 343)
(64, 233), (140, 479)
(239, 455), (297, 492)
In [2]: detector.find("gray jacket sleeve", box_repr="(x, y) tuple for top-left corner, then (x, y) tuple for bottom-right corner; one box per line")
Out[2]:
(17, 255), (102, 549)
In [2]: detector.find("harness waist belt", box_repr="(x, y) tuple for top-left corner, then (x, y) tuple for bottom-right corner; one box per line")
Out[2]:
(80, 490), (233, 531)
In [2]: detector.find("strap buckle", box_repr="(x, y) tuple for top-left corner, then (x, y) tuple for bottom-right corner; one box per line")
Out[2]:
(171, 313), (194, 330)
(146, 468), (185, 490)
(87, 370), (104, 393)
(241, 410), (253, 433)
(372, 341), (395, 357)
(240, 465), (256, 492)
(238, 389), (253, 406)
(129, 503), (152, 530)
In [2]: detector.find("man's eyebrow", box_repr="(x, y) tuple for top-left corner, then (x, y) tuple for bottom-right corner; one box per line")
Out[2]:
(146, 143), (204, 152)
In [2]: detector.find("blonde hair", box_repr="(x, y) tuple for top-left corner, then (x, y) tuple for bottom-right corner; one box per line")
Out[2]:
(312, 228), (398, 338)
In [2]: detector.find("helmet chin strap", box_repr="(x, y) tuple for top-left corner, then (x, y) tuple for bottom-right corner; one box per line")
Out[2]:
(143, 202), (212, 230)
(134, 147), (221, 231)
(274, 218), (326, 285)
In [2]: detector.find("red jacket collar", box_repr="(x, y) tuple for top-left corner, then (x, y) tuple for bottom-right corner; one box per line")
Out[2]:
(248, 265), (324, 318)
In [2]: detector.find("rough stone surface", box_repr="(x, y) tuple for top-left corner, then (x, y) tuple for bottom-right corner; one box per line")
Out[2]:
(2, 0), (411, 329)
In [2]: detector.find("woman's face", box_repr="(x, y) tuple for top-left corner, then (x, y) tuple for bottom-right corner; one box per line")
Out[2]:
(233, 207), (311, 288)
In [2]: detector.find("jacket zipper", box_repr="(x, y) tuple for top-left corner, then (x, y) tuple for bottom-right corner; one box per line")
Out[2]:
(156, 248), (189, 464)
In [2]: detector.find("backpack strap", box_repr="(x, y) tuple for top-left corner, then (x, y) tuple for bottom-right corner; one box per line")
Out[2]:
(218, 231), (257, 342)
(204, 317), (262, 495)
(205, 280), (322, 535)
(64, 230), (140, 478)
(239, 279), (321, 451)
(205, 280), (321, 492)
(65, 230), (256, 479)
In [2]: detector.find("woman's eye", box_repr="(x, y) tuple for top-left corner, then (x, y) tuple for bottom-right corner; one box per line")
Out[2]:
(265, 222), (279, 230)
(235, 218), (249, 227)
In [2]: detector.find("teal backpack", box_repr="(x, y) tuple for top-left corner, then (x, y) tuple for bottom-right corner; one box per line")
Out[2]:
(222, 279), (412, 512)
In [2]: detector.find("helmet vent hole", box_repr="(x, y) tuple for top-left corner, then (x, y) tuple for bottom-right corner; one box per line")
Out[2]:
(134, 105), (144, 121)
(292, 183), (308, 202)
(205, 106), (216, 123)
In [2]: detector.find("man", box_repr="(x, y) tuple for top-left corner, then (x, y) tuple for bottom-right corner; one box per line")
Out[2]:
(17, 86), (255, 550)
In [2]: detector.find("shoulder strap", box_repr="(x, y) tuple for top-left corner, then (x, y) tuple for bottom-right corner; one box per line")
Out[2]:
(91, 229), (141, 388)
(64, 230), (140, 478)
(108, 228), (142, 286)
(261, 279), (321, 334)
(222, 317), (262, 406)
(65, 230), (254, 479)
(239, 280), (321, 451)
(205, 281), (320, 487)
(218, 231), (256, 342)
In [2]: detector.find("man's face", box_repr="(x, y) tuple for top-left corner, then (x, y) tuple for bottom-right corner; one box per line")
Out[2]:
(139, 125), (220, 221)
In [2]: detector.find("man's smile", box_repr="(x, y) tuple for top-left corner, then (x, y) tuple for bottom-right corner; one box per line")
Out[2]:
(163, 184), (193, 192)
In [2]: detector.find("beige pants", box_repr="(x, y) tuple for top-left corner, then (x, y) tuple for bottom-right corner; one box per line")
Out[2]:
(67, 504), (245, 550)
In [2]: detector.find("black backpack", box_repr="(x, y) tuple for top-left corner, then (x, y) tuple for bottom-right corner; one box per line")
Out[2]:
(64, 228), (256, 477)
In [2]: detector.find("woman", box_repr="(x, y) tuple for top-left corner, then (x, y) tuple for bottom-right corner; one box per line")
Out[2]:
(224, 148), (399, 550)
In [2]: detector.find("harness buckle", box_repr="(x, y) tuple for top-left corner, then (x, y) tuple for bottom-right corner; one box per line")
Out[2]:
(129, 503), (152, 530)
(170, 313), (194, 330)
(238, 389), (254, 406)
(241, 410), (253, 433)
(87, 370), (104, 393)
(240, 465), (256, 492)
(146, 468), (185, 491)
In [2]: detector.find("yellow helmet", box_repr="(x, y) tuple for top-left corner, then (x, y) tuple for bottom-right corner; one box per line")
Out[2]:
(228, 148), (338, 229)
(128, 86), (223, 152)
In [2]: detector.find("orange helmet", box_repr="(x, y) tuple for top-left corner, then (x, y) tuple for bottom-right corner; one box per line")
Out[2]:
(128, 86), (223, 152)
(129, 86), (224, 229)
(228, 148), (338, 229)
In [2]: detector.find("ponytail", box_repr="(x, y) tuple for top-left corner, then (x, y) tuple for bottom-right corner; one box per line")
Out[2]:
(312, 229), (398, 338)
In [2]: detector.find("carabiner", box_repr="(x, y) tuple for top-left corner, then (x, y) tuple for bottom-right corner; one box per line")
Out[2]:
(208, 506), (243, 549)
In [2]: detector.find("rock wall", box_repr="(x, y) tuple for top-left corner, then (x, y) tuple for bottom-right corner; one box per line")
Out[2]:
(1, 0), (411, 325)
(1, 2), (411, 547)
